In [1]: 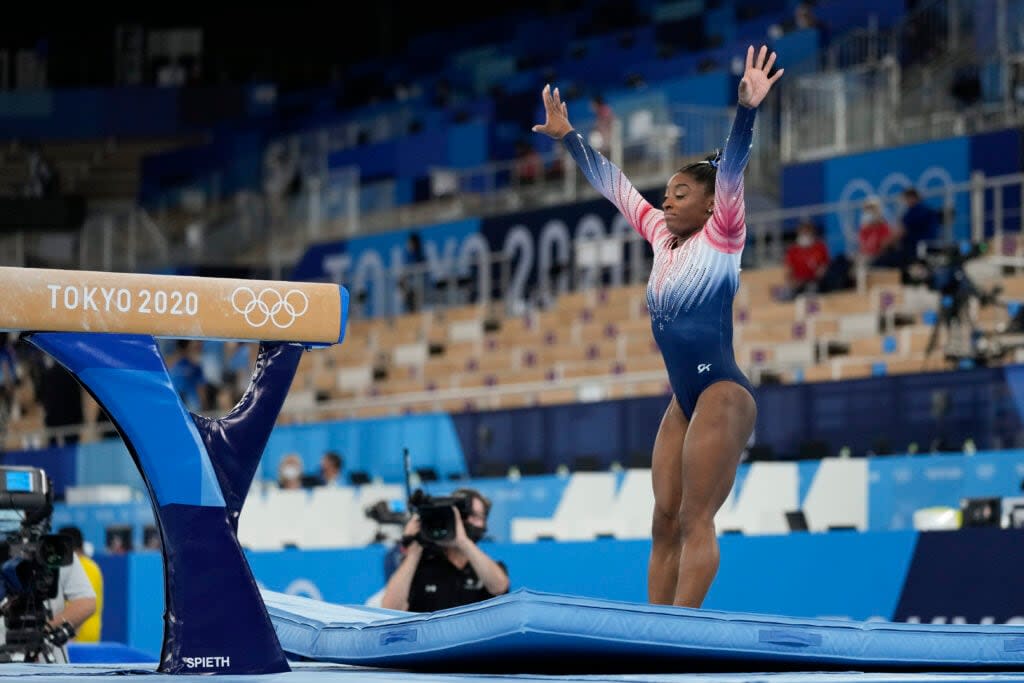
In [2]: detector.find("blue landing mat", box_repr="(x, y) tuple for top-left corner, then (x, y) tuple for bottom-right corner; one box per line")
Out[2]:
(9, 665), (1024, 683)
(263, 589), (1024, 674)
(68, 642), (156, 663)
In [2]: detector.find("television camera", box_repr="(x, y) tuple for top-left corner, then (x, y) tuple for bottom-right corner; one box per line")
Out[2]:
(363, 449), (475, 547)
(909, 241), (1024, 365)
(0, 466), (74, 663)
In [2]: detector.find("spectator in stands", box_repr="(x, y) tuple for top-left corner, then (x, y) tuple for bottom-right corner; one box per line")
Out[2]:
(105, 527), (132, 554)
(432, 77), (454, 108)
(769, 2), (831, 48)
(950, 63), (983, 110)
(156, 59), (187, 87)
(1012, 61), (1024, 110)
(873, 187), (943, 278)
(783, 219), (831, 297)
(168, 340), (206, 413)
(277, 453), (304, 490)
(38, 355), (83, 446)
(57, 525), (103, 644)
(513, 139), (543, 186)
(532, 45), (782, 608)
(898, 186), (943, 256)
(589, 94), (616, 158)
(262, 138), (300, 224)
(0, 333), (18, 433)
(857, 196), (895, 261)
(199, 340), (226, 411)
(319, 450), (344, 486)
(23, 142), (58, 198)
(381, 488), (509, 612)
(399, 231), (428, 313)
(220, 341), (253, 400)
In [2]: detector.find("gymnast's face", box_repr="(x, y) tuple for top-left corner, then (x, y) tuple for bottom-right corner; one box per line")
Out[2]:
(663, 172), (714, 242)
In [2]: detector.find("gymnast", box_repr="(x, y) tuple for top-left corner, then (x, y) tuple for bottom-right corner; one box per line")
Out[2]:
(532, 45), (783, 607)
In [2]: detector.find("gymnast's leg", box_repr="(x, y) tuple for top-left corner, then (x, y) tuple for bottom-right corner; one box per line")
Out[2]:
(672, 381), (756, 607)
(648, 395), (688, 604)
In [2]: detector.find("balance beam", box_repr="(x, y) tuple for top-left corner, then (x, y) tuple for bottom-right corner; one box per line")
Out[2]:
(0, 266), (352, 674)
(0, 266), (347, 345)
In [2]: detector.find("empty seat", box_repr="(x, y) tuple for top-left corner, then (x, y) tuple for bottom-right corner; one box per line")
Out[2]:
(510, 472), (618, 541)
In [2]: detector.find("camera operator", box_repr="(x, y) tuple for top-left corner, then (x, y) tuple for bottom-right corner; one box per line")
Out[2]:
(380, 488), (509, 612)
(917, 241), (1002, 362)
(42, 555), (95, 663)
(0, 532), (96, 663)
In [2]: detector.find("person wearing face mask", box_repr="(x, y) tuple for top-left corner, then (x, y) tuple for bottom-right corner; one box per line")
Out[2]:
(380, 488), (509, 612)
(276, 453), (304, 490)
(784, 219), (830, 297)
(858, 197), (895, 261)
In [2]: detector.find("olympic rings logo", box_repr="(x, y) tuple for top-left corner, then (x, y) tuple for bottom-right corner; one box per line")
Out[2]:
(230, 287), (309, 329)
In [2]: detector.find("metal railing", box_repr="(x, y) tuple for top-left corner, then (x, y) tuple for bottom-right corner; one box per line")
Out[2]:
(781, 0), (1023, 163)
(781, 62), (901, 162)
(6, 0), (1024, 277)
(6, 170), (1024, 450)
(78, 209), (169, 272)
(790, 0), (977, 75)
(337, 169), (1024, 322)
(0, 207), (170, 271)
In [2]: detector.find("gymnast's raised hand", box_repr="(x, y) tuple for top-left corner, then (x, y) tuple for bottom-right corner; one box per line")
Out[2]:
(738, 44), (784, 109)
(532, 84), (574, 140)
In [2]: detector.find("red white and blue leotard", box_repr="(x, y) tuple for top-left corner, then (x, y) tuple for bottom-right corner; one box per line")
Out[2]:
(562, 105), (757, 419)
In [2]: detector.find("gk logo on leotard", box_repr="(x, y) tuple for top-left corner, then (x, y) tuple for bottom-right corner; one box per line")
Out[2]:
(230, 287), (309, 329)
(697, 363), (712, 374)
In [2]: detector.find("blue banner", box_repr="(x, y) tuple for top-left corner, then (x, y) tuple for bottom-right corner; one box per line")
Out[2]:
(291, 219), (480, 317)
(290, 195), (653, 317)
(823, 137), (970, 255)
(868, 451), (1024, 531)
(781, 129), (1024, 255)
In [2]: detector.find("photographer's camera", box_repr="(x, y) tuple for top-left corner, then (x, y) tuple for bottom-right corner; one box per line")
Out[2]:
(409, 489), (476, 546)
(363, 488), (486, 548)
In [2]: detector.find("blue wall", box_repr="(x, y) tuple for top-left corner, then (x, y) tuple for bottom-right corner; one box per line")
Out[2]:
(0, 85), (277, 140)
(0, 89), (179, 139)
(98, 526), (1024, 658)
(53, 449), (1024, 553)
(453, 364), (1024, 472)
(101, 534), (918, 657)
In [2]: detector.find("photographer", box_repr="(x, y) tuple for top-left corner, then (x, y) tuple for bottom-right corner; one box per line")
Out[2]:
(380, 488), (509, 612)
